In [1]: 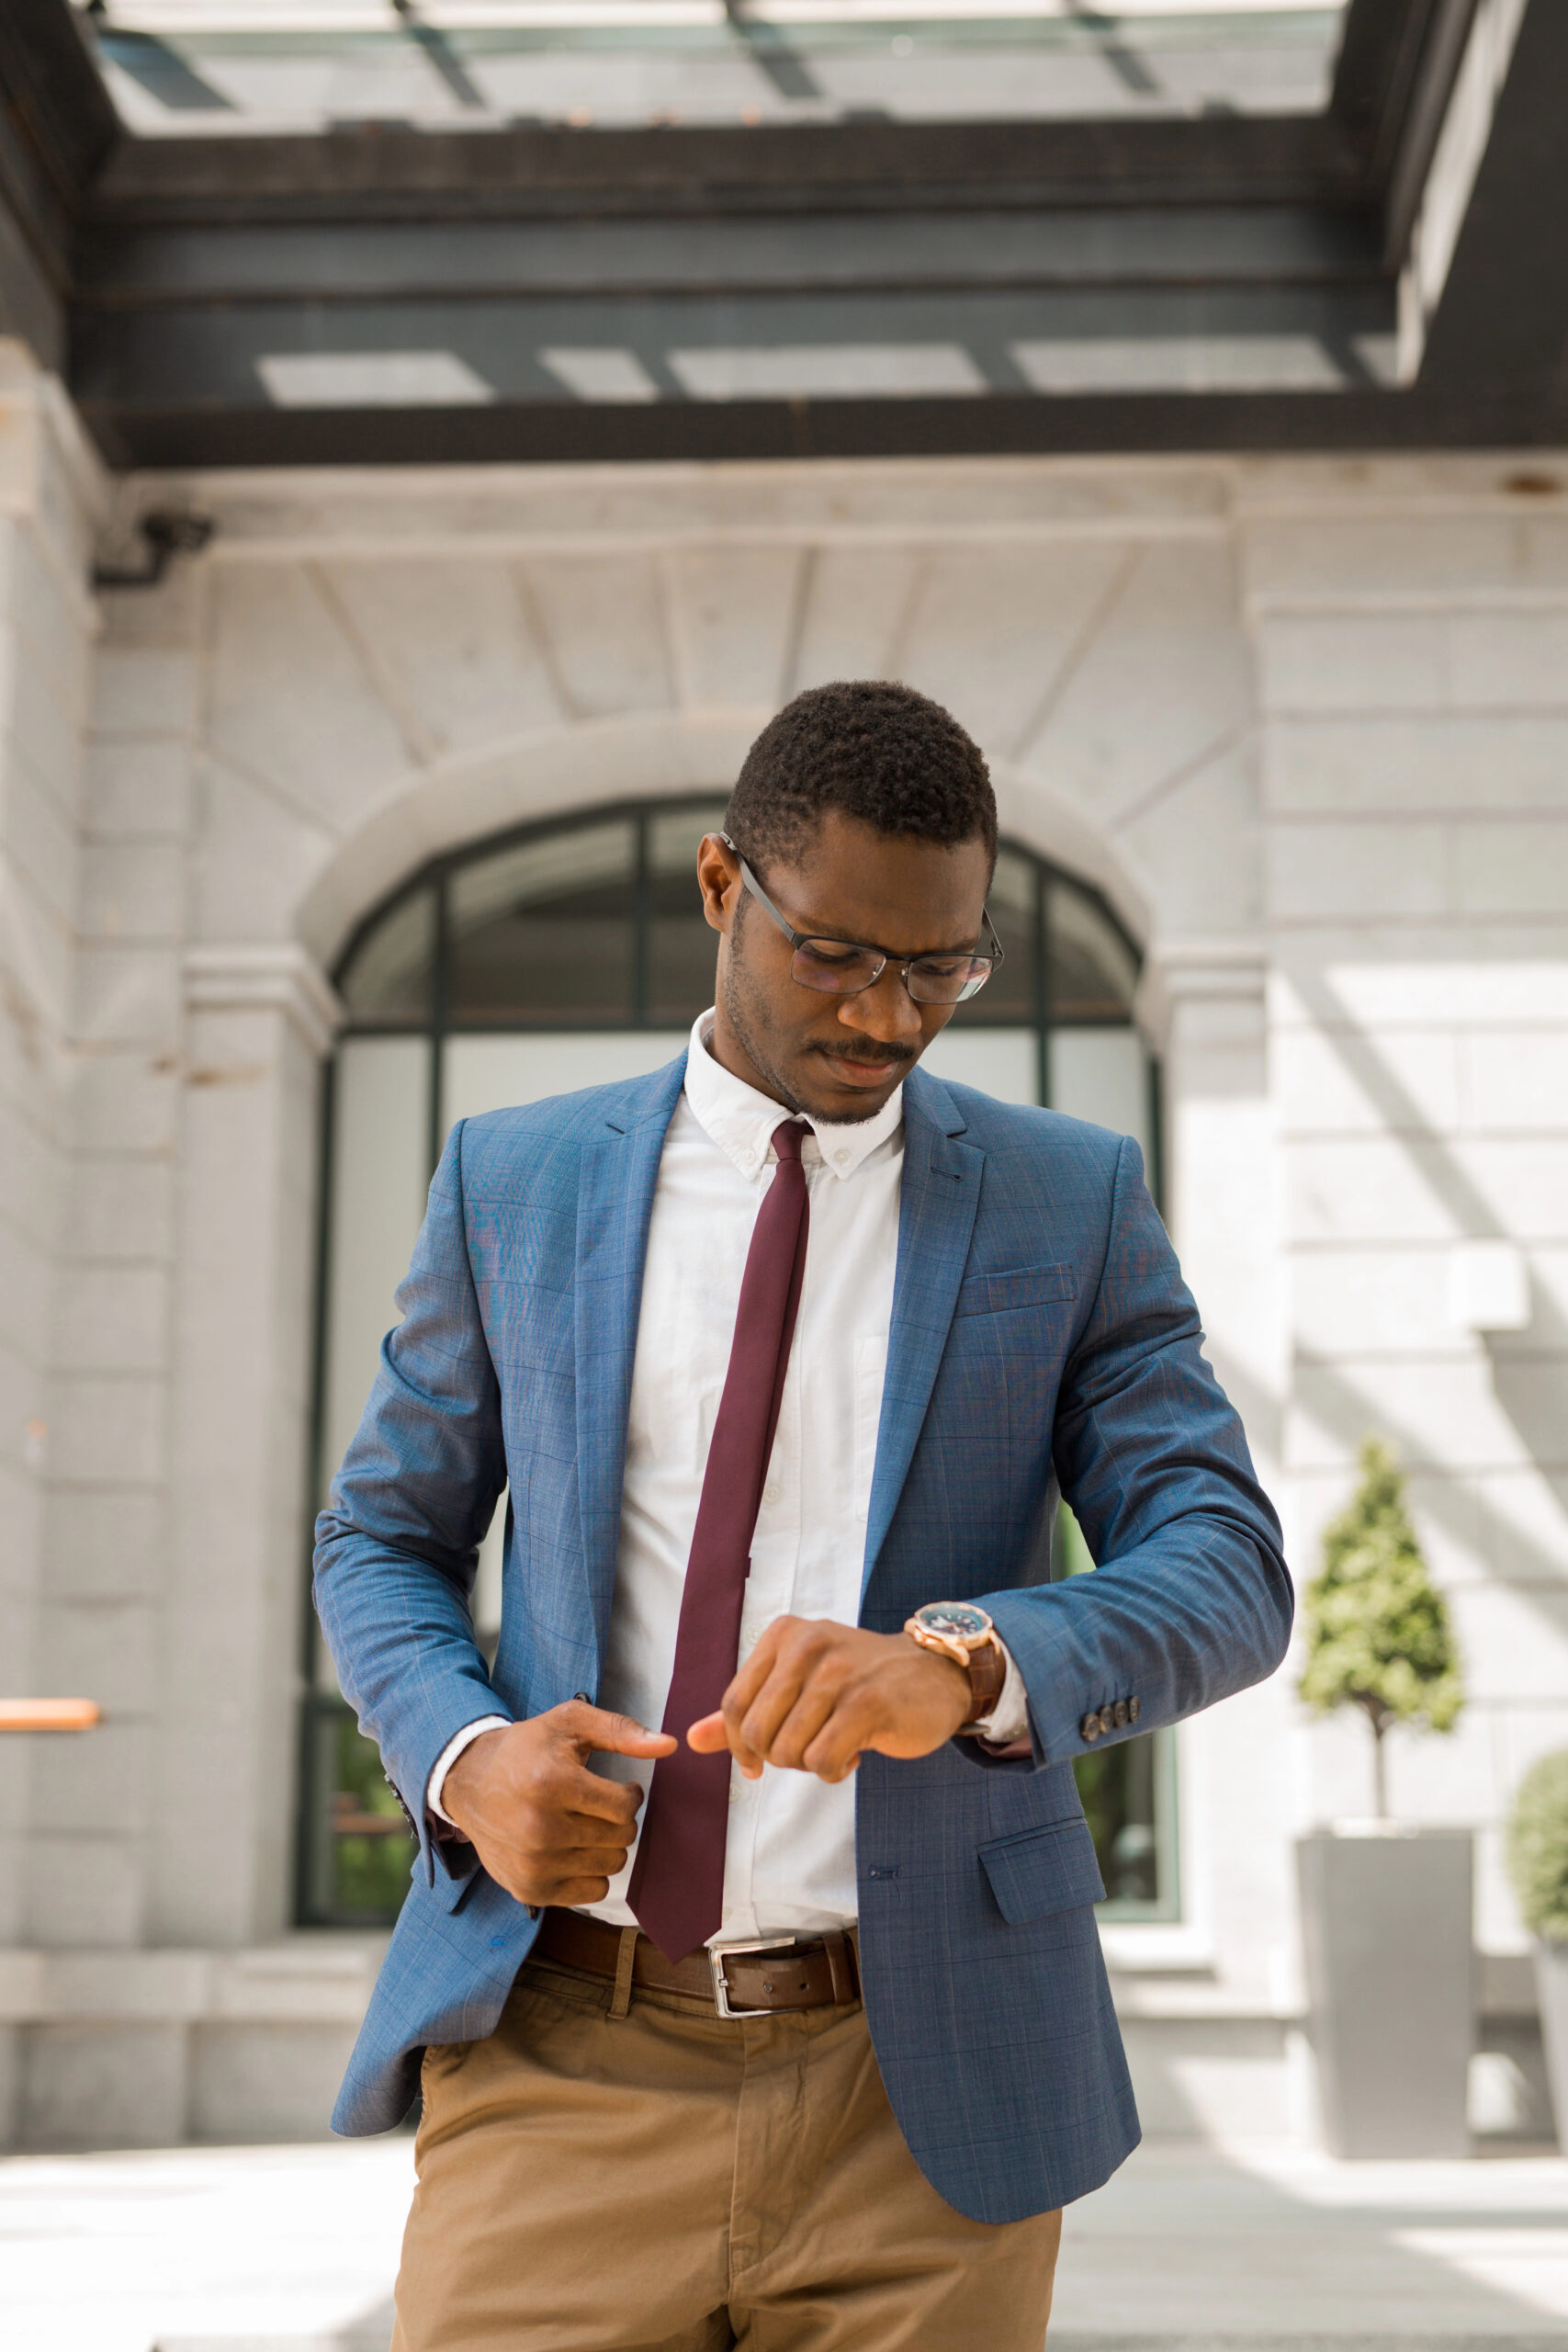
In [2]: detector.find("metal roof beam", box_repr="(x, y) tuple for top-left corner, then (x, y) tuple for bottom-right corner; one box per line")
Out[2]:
(1408, 0), (1568, 389)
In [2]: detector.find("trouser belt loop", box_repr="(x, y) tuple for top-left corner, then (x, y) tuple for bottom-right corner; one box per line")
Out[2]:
(609, 1924), (638, 2020)
(824, 1928), (859, 2007)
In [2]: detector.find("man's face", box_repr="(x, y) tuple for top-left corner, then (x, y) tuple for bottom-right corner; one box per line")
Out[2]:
(696, 809), (992, 1125)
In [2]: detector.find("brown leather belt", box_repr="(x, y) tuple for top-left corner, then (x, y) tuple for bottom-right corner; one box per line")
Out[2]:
(535, 1907), (859, 2017)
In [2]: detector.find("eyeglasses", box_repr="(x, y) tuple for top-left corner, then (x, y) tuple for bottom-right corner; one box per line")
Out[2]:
(720, 835), (1003, 1006)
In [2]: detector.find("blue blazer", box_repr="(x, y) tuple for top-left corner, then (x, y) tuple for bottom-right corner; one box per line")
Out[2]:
(314, 1053), (1290, 2223)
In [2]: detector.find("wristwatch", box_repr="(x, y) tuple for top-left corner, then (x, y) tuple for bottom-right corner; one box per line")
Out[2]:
(904, 1601), (1007, 1726)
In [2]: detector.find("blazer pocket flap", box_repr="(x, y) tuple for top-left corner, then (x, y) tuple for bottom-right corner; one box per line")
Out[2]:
(956, 1263), (1077, 1317)
(980, 1818), (1105, 1925)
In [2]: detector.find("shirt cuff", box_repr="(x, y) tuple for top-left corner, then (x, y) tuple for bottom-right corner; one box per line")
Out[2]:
(427, 1714), (513, 1830)
(966, 1641), (1029, 1746)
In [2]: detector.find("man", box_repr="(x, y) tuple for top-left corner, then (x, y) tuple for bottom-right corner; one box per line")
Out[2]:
(316, 680), (1291, 2350)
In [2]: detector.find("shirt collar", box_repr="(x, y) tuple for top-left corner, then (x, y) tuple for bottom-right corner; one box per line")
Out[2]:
(683, 1011), (904, 1183)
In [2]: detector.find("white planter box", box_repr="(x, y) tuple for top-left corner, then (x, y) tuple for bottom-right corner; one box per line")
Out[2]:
(1296, 1826), (1473, 2158)
(1536, 1937), (1568, 2152)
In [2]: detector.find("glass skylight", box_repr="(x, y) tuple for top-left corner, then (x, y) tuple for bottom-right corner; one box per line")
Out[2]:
(75, 2), (1348, 135)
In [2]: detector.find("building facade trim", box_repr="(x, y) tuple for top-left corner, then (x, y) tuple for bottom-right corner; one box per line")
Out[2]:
(183, 944), (343, 1058)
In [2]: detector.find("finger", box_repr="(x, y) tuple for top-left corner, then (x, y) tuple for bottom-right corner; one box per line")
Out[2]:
(754, 1680), (840, 1772)
(547, 1840), (636, 1876)
(503, 1868), (623, 1907)
(684, 1712), (765, 1782)
(560, 1702), (678, 1760)
(535, 1802), (641, 1853)
(718, 1625), (781, 1720)
(735, 1646), (821, 1768)
(546, 1770), (649, 1829)
(688, 1622), (802, 1775)
(685, 1710), (729, 1754)
(507, 1829), (636, 1879)
(801, 1698), (874, 1783)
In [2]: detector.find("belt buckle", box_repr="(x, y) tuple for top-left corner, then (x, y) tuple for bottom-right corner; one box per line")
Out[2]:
(709, 1935), (797, 2019)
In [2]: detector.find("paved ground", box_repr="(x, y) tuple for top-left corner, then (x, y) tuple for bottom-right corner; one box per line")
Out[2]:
(2, 2137), (1566, 2352)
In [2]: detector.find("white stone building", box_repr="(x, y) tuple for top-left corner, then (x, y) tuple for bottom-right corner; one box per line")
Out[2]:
(1, 0), (1566, 2151)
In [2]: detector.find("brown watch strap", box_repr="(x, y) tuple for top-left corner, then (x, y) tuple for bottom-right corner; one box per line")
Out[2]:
(961, 1635), (1008, 1724)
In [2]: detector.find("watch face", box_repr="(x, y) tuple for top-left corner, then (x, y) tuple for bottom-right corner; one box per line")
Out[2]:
(918, 1602), (990, 1642)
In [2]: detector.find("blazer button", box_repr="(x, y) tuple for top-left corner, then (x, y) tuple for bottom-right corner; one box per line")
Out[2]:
(1113, 1699), (1129, 1729)
(1079, 1713), (1100, 1743)
(1098, 1703), (1115, 1736)
(1129, 1696), (1141, 1723)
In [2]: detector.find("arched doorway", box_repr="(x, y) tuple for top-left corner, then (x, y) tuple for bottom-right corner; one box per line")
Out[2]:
(297, 796), (1173, 1926)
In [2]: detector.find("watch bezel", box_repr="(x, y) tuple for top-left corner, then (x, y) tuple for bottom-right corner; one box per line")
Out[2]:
(909, 1600), (995, 1653)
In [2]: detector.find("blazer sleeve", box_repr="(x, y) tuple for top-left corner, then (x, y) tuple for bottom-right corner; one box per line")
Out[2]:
(972, 1133), (1292, 1772)
(313, 1118), (511, 1883)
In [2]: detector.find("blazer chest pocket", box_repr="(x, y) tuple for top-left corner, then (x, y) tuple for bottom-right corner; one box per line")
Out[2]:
(955, 1263), (1077, 1317)
(979, 1817), (1105, 1925)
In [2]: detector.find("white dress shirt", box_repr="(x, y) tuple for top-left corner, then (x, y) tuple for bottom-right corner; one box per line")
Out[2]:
(429, 1012), (1025, 1934)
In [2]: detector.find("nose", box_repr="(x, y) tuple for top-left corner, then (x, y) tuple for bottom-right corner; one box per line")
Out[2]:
(838, 962), (925, 1046)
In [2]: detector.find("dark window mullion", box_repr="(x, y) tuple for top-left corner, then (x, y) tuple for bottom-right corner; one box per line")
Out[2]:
(1034, 855), (1051, 1110)
(428, 865), (450, 1177)
(633, 809), (650, 1024)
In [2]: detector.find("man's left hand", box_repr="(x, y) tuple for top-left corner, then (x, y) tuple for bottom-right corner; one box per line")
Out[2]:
(686, 1616), (971, 1784)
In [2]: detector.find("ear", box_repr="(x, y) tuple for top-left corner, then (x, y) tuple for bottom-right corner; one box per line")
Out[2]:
(696, 832), (742, 937)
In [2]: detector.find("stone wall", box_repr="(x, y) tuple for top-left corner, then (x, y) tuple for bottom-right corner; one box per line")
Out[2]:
(3, 335), (1565, 2146)
(0, 347), (106, 2136)
(1247, 462), (1568, 2130)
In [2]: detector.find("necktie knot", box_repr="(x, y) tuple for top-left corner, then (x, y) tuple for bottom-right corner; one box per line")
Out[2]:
(772, 1119), (809, 1164)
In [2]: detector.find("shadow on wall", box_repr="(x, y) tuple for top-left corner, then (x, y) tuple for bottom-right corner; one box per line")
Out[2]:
(1286, 957), (1567, 1602)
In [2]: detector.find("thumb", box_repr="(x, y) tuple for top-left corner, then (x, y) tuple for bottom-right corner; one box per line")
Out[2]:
(563, 1701), (677, 1758)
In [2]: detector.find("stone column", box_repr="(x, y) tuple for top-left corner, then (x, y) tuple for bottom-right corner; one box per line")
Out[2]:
(1138, 942), (1296, 2038)
(147, 946), (340, 1950)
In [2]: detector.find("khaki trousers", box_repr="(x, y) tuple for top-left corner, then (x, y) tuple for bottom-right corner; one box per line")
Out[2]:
(391, 1953), (1061, 2352)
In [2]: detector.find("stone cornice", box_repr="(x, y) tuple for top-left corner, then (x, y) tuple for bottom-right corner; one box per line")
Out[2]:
(1148, 937), (1268, 996)
(1136, 936), (1267, 1044)
(183, 944), (343, 1058)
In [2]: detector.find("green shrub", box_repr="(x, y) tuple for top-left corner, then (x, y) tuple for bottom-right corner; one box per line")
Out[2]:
(1298, 1436), (1463, 1815)
(1505, 1749), (1568, 1943)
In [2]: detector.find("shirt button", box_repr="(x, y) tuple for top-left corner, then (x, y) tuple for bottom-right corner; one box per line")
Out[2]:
(762, 1481), (781, 1505)
(833, 1148), (849, 1165)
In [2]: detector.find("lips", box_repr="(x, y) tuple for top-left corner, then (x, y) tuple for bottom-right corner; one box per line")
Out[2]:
(820, 1050), (909, 1083)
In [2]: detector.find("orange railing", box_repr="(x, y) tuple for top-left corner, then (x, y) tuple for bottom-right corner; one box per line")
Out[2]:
(0, 1700), (101, 1732)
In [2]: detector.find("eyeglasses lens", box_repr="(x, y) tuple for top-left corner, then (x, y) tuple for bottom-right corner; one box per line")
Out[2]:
(791, 941), (884, 994)
(790, 942), (993, 1003)
(908, 959), (992, 1005)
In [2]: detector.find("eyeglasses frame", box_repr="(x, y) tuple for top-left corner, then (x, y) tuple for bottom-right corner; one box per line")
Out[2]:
(717, 833), (1004, 1005)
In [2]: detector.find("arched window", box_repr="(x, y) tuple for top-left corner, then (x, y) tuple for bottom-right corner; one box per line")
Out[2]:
(298, 797), (1174, 1927)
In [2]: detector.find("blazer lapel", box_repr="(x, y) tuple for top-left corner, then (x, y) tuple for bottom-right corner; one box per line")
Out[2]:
(862, 1069), (984, 1595)
(574, 1055), (687, 1670)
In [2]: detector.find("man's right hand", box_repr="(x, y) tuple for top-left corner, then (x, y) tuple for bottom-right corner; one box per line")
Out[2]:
(440, 1703), (677, 1908)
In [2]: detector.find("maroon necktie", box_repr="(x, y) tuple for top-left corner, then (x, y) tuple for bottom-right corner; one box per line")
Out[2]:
(628, 1119), (811, 1962)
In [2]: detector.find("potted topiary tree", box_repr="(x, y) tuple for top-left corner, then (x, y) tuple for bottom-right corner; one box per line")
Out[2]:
(1504, 1748), (1568, 2148)
(1294, 1437), (1472, 2155)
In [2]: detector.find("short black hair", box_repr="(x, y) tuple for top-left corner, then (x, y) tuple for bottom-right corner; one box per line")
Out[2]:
(724, 680), (997, 876)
